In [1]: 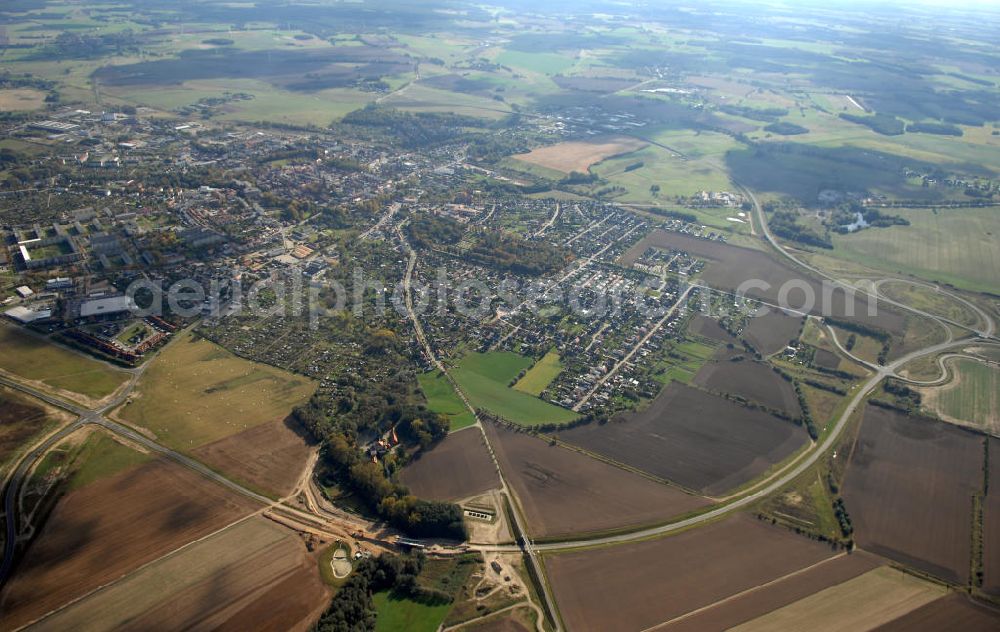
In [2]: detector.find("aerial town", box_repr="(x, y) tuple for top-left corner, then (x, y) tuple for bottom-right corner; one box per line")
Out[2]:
(1, 1), (999, 631)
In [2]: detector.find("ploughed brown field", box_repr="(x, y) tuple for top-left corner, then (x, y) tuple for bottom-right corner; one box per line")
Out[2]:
(32, 517), (330, 632)
(984, 436), (1000, 595)
(813, 348), (841, 369)
(0, 457), (259, 628)
(621, 230), (905, 338)
(513, 136), (648, 174)
(742, 309), (805, 356)
(694, 351), (802, 417)
(483, 422), (708, 538)
(545, 514), (835, 632)
(687, 314), (736, 344)
(662, 552), (883, 632)
(398, 427), (501, 502)
(192, 416), (315, 497)
(0, 388), (54, 467)
(560, 382), (808, 496)
(874, 593), (1000, 632)
(842, 405), (984, 584)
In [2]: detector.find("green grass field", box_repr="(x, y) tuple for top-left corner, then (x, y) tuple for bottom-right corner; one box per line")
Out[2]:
(0, 322), (129, 401)
(373, 591), (451, 632)
(513, 350), (563, 396)
(494, 50), (577, 75)
(380, 84), (512, 120)
(118, 332), (316, 450)
(67, 432), (151, 490)
(655, 339), (717, 385)
(930, 358), (999, 431)
(417, 371), (477, 431)
(452, 352), (578, 426)
(594, 143), (733, 198)
(828, 207), (1000, 293)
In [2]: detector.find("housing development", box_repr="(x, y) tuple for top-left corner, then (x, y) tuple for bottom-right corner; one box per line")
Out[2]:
(0, 1), (999, 630)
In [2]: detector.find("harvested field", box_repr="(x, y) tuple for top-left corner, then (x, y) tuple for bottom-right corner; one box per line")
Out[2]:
(842, 405), (984, 584)
(33, 517), (330, 632)
(663, 551), (883, 632)
(743, 309), (805, 356)
(875, 593), (1000, 631)
(118, 332), (316, 451)
(560, 382), (808, 496)
(484, 422), (708, 538)
(545, 514), (835, 632)
(192, 417), (315, 498)
(984, 437), (1000, 595)
(0, 457), (259, 628)
(0, 88), (47, 111)
(730, 566), (946, 632)
(693, 352), (801, 416)
(512, 136), (647, 174)
(687, 314), (736, 343)
(621, 230), (905, 337)
(399, 428), (500, 502)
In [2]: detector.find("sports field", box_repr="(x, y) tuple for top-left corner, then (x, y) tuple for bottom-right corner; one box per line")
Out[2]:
(418, 370), (476, 430)
(0, 322), (129, 403)
(118, 332), (316, 450)
(829, 208), (1000, 294)
(513, 350), (563, 396)
(452, 352), (578, 426)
